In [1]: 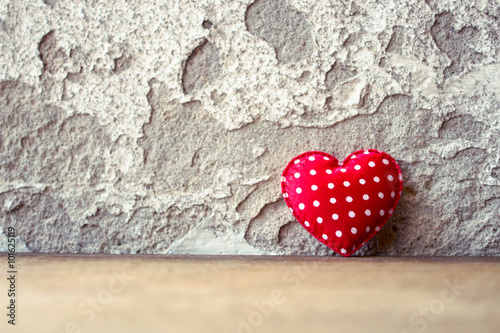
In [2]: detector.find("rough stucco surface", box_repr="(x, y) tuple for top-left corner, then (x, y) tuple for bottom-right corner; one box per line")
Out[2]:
(0, 0), (499, 256)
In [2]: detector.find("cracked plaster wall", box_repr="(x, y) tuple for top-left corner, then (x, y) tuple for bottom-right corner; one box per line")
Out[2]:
(0, 0), (499, 256)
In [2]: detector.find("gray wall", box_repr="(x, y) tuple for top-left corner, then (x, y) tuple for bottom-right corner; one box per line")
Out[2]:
(1, 0), (499, 255)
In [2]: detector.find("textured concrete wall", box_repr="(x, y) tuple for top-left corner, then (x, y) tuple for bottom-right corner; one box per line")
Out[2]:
(0, 0), (499, 256)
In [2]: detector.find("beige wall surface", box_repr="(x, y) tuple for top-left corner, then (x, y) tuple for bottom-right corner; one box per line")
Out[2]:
(0, 0), (499, 255)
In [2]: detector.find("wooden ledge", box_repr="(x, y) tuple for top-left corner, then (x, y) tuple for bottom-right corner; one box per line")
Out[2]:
(2, 254), (499, 332)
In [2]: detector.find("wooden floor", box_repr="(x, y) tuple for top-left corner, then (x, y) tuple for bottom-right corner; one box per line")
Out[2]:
(2, 255), (499, 333)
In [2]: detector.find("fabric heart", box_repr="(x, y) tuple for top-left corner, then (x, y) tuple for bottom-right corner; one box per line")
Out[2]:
(281, 149), (403, 257)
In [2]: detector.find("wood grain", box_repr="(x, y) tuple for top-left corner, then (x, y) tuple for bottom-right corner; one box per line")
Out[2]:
(2, 254), (500, 333)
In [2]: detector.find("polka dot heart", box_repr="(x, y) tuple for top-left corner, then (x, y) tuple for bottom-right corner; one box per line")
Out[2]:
(281, 150), (403, 257)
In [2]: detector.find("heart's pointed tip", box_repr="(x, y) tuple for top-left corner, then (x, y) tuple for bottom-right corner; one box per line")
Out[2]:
(334, 248), (357, 257)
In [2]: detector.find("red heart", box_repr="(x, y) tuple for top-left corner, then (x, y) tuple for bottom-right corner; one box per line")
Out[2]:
(281, 149), (403, 257)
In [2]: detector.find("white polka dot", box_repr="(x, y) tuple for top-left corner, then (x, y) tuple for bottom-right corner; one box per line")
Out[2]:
(296, 187), (302, 194)
(283, 193), (288, 198)
(375, 226), (381, 231)
(399, 174), (403, 181)
(351, 155), (356, 159)
(343, 181), (350, 187)
(281, 176), (286, 182)
(383, 159), (389, 165)
(317, 217), (323, 223)
(294, 159), (300, 164)
(324, 156), (330, 160)
(380, 209), (385, 216)
(294, 172), (300, 178)
(354, 165), (361, 170)
(387, 175), (394, 181)
(330, 198), (336, 204)
(310, 169), (316, 175)
(289, 207), (293, 213)
(359, 179), (366, 185)
(326, 169), (332, 174)
(364, 150), (369, 154)
(351, 227), (357, 234)
(340, 248), (347, 254)
(340, 168), (347, 173)
(365, 209), (371, 216)
(378, 192), (384, 198)
(322, 234), (328, 240)
(299, 203), (305, 210)
(348, 211), (355, 218)
(309, 156), (315, 161)
(374, 176), (380, 182)
(313, 200), (320, 207)
(328, 183), (334, 189)
(346, 196), (353, 203)
(389, 209), (394, 214)
(366, 226), (370, 232)
(311, 185), (318, 191)
(363, 194), (369, 200)
(332, 214), (339, 220)
(368, 161), (375, 167)
(304, 221), (310, 227)
(391, 191), (395, 198)
(335, 230), (342, 237)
